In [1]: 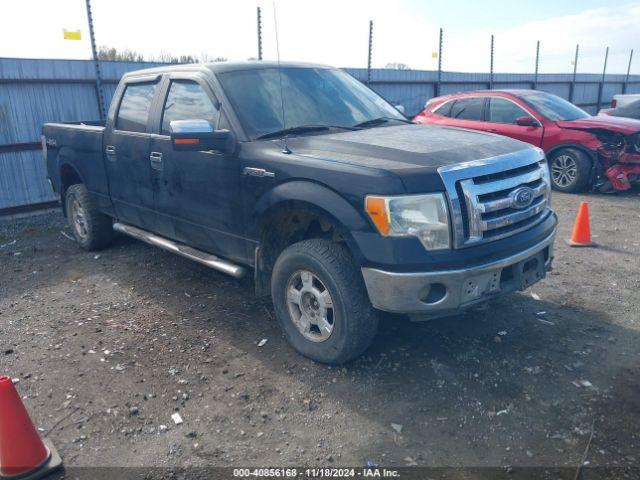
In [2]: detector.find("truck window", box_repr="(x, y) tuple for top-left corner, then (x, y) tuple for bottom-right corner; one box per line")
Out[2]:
(116, 82), (158, 133)
(449, 97), (484, 121)
(488, 97), (528, 124)
(161, 80), (219, 135)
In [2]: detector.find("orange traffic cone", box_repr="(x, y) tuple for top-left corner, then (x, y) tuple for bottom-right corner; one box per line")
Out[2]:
(567, 201), (595, 247)
(0, 376), (62, 479)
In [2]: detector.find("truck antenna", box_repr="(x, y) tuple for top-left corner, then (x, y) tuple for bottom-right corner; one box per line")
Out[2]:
(273, 2), (291, 154)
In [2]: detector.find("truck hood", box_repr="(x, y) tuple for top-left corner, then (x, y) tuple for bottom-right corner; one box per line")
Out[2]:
(556, 116), (640, 134)
(286, 124), (533, 192)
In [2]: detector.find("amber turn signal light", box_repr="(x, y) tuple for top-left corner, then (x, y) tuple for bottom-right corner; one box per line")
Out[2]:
(174, 138), (200, 145)
(365, 196), (390, 235)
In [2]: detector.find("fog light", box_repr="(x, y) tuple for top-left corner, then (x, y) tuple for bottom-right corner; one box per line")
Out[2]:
(419, 283), (447, 304)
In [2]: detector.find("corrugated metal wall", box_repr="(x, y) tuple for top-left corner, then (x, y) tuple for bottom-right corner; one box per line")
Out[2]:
(0, 58), (167, 212)
(344, 68), (640, 116)
(2, 57), (640, 211)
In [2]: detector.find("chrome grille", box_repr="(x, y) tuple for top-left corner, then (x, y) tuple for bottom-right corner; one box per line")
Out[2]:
(438, 148), (551, 248)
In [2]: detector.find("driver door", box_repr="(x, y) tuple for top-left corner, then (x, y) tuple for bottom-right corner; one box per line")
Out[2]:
(148, 74), (247, 263)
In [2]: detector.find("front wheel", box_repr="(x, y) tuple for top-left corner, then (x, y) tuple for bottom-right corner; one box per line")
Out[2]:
(549, 148), (591, 193)
(271, 239), (378, 365)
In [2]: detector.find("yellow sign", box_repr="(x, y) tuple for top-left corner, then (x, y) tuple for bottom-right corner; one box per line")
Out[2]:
(63, 29), (82, 41)
(432, 51), (438, 59)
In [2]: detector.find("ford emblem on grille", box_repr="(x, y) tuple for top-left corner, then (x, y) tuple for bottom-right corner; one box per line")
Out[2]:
(510, 186), (535, 209)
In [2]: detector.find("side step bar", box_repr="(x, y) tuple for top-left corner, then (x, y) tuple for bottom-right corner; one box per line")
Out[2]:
(113, 222), (247, 279)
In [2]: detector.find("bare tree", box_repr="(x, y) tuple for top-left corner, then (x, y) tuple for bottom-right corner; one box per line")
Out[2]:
(98, 46), (144, 62)
(385, 62), (411, 70)
(98, 46), (198, 64)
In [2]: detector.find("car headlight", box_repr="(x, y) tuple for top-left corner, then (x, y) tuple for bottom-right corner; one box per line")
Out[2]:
(365, 193), (451, 250)
(539, 159), (552, 206)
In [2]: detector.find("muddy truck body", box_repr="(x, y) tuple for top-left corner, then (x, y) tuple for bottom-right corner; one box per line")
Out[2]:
(43, 62), (557, 364)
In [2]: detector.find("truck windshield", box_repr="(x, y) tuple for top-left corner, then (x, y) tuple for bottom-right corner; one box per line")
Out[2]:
(520, 92), (590, 121)
(217, 67), (407, 140)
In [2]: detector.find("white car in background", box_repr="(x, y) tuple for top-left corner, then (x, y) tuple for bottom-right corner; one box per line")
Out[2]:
(599, 94), (640, 120)
(600, 93), (640, 111)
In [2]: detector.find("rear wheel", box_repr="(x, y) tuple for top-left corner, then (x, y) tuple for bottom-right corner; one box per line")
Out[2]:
(271, 239), (378, 365)
(65, 184), (114, 251)
(549, 148), (591, 193)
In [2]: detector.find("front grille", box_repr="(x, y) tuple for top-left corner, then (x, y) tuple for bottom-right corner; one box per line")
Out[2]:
(438, 148), (551, 248)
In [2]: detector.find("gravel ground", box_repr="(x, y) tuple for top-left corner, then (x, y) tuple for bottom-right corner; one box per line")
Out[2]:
(1, 191), (639, 475)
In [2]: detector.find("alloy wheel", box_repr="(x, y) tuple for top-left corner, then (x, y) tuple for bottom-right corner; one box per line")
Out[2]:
(286, 270), (335, 342)
(551, 154), (578, 188)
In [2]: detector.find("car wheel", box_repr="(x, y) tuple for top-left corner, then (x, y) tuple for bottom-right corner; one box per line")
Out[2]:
(65, 184), (114, 251)
(549, 148), (591, 193)
(271, 239), (378, 365)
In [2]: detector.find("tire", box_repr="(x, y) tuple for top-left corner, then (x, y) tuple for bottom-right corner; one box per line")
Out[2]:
(65, 184), (114, 251)
(271, 239), (378, 365)
(549, 148), (591, 193)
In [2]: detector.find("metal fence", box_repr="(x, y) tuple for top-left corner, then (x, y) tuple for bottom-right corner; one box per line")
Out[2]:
(2, 57), (640, 213)
(0, 58), (167, 213)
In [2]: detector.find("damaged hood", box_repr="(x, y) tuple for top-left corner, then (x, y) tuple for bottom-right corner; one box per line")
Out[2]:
(556, 116), (640, 135)
(284, 124), (534, 193)
(286, 124), (531, 169)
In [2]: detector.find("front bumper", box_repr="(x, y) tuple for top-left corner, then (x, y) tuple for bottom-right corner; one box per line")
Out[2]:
(361, 229), (556, 315)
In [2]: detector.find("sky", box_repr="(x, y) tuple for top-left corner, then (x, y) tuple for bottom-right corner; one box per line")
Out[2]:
(0, 0), (638, 74)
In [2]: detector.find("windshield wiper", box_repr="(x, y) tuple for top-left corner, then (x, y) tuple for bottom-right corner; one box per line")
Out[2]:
(256, 124), (357, 140)
(352, 116), (412, 129)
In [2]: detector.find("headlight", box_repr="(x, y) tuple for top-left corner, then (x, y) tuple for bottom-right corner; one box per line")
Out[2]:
(365, 193), (450, 250)
(539, 159), (552, 206)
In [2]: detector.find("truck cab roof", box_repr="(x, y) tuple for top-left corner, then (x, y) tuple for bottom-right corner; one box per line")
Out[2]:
(121, 61), (335, 81)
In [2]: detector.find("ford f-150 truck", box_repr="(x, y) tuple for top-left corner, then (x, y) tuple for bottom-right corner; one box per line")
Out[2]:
(43, 62), (557, 364)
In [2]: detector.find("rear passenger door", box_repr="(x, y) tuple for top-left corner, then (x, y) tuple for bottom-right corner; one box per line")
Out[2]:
(441, 97), (487, 131)
(103, 77), (161, 230)
(148, 74), (247, 263)
(485, 97), (544, 146)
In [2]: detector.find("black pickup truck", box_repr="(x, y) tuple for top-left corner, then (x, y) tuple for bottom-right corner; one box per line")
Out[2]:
(43, 62), (557, 364)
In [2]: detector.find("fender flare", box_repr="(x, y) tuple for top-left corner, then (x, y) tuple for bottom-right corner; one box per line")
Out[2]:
(58, 146), (87, 191)
(252, 180), (371, 262)
(57, 156), (87, 216)
(546, 143), (597, 163)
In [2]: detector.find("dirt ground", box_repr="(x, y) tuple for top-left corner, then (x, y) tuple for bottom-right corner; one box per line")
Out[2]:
(1, 190), (639, 475)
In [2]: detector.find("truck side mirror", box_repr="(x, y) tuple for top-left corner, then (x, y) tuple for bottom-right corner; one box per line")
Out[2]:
(516, 116), (539, 127)
(170, 120), (235, 154)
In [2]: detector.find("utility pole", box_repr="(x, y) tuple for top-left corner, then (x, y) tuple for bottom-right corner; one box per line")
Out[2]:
(569, 44), (579, 102)
(257, 7), (263, 61)
(489, 34), (494, 89)
(367, 20), (373, 85)
(533, 40), (540, 89)
(623, 49), (634, 94)
(85, 0), (105, 120)
(436, 28), (443, 97)
(597, 47), (609, 110)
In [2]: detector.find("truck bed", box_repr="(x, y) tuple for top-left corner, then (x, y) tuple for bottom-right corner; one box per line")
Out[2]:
(42, 120), (111, 213)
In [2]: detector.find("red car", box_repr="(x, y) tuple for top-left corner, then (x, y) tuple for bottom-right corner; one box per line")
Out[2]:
(414, 90), (640, 193)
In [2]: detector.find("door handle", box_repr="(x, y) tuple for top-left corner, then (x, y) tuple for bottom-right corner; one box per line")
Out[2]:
(149, 151), (163, 170)
(242, 167), (275, 178)
(105, 145), (116, 155)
